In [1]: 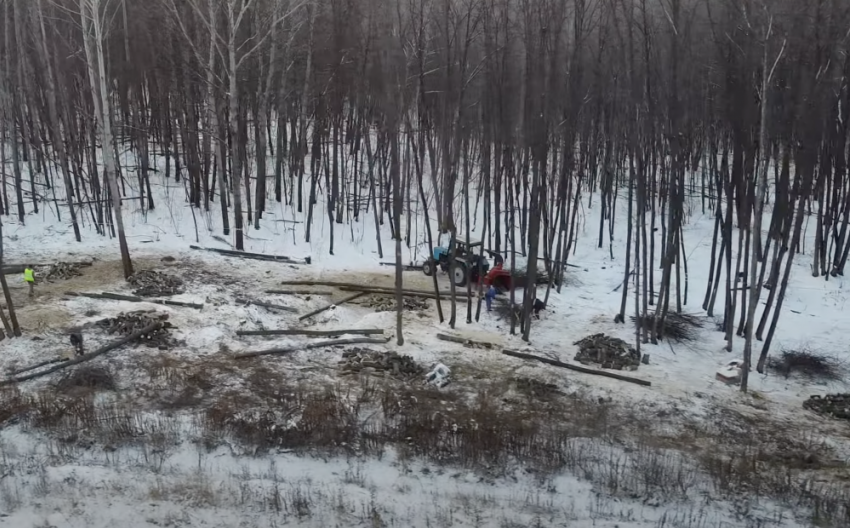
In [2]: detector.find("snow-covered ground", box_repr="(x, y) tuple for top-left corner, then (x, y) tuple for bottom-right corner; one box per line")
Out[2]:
(1, 154), (850, 527)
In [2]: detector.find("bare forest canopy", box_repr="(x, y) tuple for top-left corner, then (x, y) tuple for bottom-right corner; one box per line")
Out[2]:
(0, 0), (847, 388)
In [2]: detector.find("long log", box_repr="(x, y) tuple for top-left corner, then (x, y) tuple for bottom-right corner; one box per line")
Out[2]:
(190, 245), (311, 265)
(237, 328), (384, 337)
(235, 298), (298, 313)
(235, 336), (391, 359)
(337, 285), (472, 299)
(65, 292), (204, 310)
(2, 261), (93, 275)
(502, 349), (652, 387)
(3, 322), (164, 385)
(280, 280), (469, 297)
(7, 357), (67, 376)
(436, 333), (495, 348)
(298, 292), (366, 321)
(266, 290), (334, 296)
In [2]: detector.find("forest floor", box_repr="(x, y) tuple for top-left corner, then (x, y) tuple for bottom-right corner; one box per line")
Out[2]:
(1, 246), (849, 528)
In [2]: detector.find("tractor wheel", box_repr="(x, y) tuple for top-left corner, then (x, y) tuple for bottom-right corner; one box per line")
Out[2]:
(452, 263), (469, 287)
(422, 259), (435, 276)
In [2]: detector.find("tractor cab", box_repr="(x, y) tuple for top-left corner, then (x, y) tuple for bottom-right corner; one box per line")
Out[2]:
(423, 237), (490, 286)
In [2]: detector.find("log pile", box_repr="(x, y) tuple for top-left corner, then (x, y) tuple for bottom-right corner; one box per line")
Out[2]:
(94, 311), (178, 349)
(362, 295), (429, 313)
(803, 394), (850, 421)
(35, 262), (86, 282)
(339, 348), (423, 379)
(128, 270), (185, 297)
(573, 333), (640, 371)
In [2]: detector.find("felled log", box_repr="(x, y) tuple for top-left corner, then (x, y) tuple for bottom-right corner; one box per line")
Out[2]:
(235, 336), (391, 359)
(265, 289), (334, 296)
(2, 322), (164, 385)
(2, 261), (93, 275)
(337, 285), (471, 299)
(436, 333), (495, 348)
(298, 292), (366, 321)
(7, 357), (67, 376)
(379, 262), (423, 271)
(235, 298), (298, 313)
(190, 245), (311, 265)
(65, 292), (204, 310)
(237, 328), (384, 337)
(281, 280), (468, 298)
(502, 349), (652, 387)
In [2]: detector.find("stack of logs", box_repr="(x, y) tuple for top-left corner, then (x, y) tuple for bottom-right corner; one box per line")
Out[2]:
(339, 348), (423, 379)
(95, 311), (178, 349)
(128, 270), (185, 297)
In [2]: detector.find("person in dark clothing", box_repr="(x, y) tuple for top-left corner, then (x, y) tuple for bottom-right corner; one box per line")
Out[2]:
(532, 298), (545, 318)
(70, 332), (84, 356)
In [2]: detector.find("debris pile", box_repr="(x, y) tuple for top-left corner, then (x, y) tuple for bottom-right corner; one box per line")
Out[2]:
(128, 270), (184, 297)
(35, 262), (85, 282)
(768, 349), (843, 382)
(339, 348), (423, 379)
(95, 310), (178, 349)
(363, 295), (429, 313)
(574, 333), (640, 370)
(803, 394), (850, 421)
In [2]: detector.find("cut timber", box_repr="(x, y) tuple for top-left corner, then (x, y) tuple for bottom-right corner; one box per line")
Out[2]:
(436, 333), (495, 348)
(502, 349), (652, 387)
(235, 298), (298, 313)
(266, 290), (334, 296)
(190, 245), (311, 265)
(237, 328), (384, 337)
(298, 292), (366, 321)
(2, 322), (163, 385)
(235, 336), (391, 359)
(65, 292), (204, 310)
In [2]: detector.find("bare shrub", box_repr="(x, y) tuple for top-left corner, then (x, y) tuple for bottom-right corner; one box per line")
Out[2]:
(768, 348), (843, 382)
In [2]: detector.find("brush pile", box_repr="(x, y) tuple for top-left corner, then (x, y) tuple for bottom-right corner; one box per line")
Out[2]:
(35, 262), (86, 282)
(803, 394), (850, 420)
(574, 333), (640, 370)
(339, 348), (423, 379)
(768, 349), (843, 382)
(95, 311), (177, 349)
(128, 270), (185, 297)
(55, 366), (116, 393)
(363, 295), (429, 313)
(630, 312), (703, 342)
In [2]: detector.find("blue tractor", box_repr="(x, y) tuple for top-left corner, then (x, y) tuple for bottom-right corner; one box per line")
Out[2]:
(422, 237), (490, 287)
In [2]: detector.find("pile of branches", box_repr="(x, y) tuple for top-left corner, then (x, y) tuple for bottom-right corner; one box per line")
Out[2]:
(363, 295), (429, 313)
(339, 348), (423, 379)
(803, 394), (850, 421)
(630, 312), (703, 342)
(574, 333), (640, 370)
(95, 311), (178, 349)
(768, 349), (843, 382)
(128, 270), (184, 297)
(35, 262), (85, 282)
(55, 366), (116, 393)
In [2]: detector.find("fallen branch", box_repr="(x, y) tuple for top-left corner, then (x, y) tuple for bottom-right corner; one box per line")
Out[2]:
(65, 292), (204, 310)
(298, 292), (366, 321)
(2, 323), (164, 385)
(436, 333), (495, 348)
(190, 245), (311, 265)
(265, 290), (334, 296)
(502, 349), (652, 387)
(237, 328), (384, 337)
(235, 298), (298, 314)
(235, 336), (391, 359)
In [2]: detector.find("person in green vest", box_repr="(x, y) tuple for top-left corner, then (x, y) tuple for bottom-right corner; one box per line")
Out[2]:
(23, 265), (35, 297)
